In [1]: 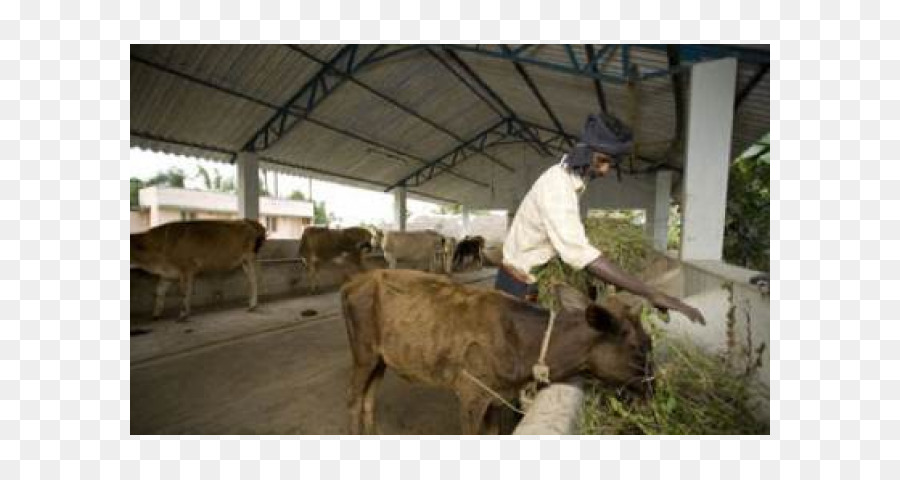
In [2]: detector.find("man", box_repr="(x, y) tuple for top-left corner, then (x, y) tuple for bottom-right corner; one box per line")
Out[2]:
(498, 113), (705, 324)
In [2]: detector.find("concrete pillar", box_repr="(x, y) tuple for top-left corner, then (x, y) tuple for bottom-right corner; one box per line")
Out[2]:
(681, 58), (737, 261)
(394, 186), (407, 231)
(236, 152), (260, 220)
(650, 170), (673, 251)
(461, 205), (470, 236)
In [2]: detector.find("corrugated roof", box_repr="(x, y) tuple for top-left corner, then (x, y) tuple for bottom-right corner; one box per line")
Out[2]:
(130, 44), (770, 208)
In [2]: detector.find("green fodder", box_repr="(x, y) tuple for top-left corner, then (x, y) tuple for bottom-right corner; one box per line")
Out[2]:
(532, 217), (650, 309)
(578, 316), (769, 435)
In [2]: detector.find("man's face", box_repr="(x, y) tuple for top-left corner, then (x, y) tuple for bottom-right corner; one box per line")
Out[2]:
(589, 152), (614, 179)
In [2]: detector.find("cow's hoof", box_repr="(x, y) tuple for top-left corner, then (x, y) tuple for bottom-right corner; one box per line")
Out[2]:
(176, 316), (190, 323)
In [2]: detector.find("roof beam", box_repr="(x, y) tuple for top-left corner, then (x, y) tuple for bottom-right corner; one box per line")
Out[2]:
(426, 48), (505, 118)
(503, 45), (574, 149)
(242, 45), (386, 152)
(428, 47), (550, 157)
(302, 117), (489, 189)
(667, 44), (687, 154)
(584, 45), (608, 113)
(441, 48), (553, 157)
(734, 64), (769, 111)
(441, 45), (629, 84)
(388, 118), (535, 190)
(290, 45), (513, 173)
(130, 55), (488, 190)
(632, 44), (770, 65)
(131, 55), (280, 111)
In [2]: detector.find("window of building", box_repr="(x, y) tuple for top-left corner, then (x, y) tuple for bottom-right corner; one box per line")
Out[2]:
(265, 216), (277, 232)
(180, 210), (197, 221)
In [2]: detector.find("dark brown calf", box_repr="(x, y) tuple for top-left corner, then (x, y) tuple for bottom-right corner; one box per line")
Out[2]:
(452, 235), (486, 271)
(340, 269), (652, 434)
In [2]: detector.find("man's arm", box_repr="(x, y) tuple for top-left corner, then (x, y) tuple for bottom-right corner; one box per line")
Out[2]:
(585, 256), (706, 325)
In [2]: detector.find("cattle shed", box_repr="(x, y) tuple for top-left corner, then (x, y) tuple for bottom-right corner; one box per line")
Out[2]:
(131, 44), (770, 262)
(130, 44), (771, 434)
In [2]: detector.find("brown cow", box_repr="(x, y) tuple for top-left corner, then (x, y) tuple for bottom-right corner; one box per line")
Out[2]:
(381, 230), (455, 274)
(341, 270), (653, 434)
(298, 226), (375, 292)
(130, 219), (266, 321)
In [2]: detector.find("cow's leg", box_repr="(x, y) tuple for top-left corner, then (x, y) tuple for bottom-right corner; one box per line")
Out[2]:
(308, 258), (319, 293)
(482, 405), (501, 435)
(348, 363), (372, 435)
(152, 278), (172, 320)
(361, 361), (386, 435)
(177, 272), (195, 322)
(242, 259), (259, 311)
(384, 251), (397, 270)
(457, 392), (492, 435)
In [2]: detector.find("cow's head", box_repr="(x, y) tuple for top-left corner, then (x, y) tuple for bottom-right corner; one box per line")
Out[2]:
(367, 227), (384, 252)
(554, 284), (654, 395)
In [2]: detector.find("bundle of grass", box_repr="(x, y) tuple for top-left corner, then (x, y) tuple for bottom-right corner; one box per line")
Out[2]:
(531, 217), (650, 309)
(579, 310), (769, 435)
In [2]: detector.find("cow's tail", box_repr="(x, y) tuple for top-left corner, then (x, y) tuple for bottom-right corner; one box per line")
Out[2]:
(247, 219), (267, 253)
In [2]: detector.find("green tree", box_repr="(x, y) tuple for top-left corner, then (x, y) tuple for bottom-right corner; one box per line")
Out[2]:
(194, 165), (236, 193)
(145, 167), (187, 188)
(313, 200), (329, 225)
(130, 178), (144, 210)
(131, 167), (187, 209)
(723, 141), (770, 272)
(439, 203), (463, 215)
(288, 190), (306, 201)
(667, 204), (681, 251)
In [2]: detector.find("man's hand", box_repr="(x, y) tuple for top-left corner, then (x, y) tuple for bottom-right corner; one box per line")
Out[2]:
(650, 293), (706, 325)
(584, 256), (706, 325)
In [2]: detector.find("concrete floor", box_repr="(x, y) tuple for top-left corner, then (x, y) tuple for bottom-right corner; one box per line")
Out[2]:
(130, 268), (497, 435)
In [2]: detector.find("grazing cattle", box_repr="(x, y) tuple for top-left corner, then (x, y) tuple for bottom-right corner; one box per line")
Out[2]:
(341, 270), (653, 434)
(298, 226), (375, 292)
(452, 235), (486, 271)
(381, 230), (455, 274)
(130, 219), (266, 321)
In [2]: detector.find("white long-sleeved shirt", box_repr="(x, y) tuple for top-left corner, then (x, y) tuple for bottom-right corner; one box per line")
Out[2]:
(502, 160), (601, 282)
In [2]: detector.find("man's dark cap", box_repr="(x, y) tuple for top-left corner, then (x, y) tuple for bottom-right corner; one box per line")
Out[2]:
(581, 112), (634, 158)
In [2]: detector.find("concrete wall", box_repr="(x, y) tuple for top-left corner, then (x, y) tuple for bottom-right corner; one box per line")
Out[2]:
(130, 210), (149, 233)
(653, 258), (770, 401)
(130, 239), (366, 320)
(261, 215), (308, 239)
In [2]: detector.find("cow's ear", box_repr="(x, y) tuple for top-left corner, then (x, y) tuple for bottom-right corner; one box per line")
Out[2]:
(553, 283), (591, 312)
(585, 304), (620, 333)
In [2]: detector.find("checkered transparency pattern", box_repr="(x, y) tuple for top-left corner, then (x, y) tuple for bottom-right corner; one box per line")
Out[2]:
(3, 0), (895, 477)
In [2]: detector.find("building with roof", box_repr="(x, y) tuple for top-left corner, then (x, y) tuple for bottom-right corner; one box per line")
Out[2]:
(131, 186), (313, 238)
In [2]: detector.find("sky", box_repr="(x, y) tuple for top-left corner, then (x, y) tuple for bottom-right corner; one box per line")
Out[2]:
(129, 148), (443, 226)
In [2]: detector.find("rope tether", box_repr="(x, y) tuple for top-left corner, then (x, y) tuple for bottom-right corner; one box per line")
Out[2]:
(461, 308), (559, 414)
